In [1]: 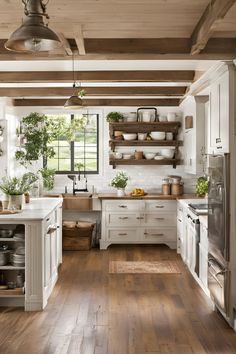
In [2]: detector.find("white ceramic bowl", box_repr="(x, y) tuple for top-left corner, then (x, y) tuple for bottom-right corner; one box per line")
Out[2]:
(123, 154), (132, 159)
(160, 148), (175, 159)
(126, 115), (137, 122)
(123, 133), (137, 141)
(167, 112), (176, 122)
(166, 132), (173, 140)
(154, 155), (164, 160)
(159, 115), (167, 122)
(150, 131), (165, 140)
(138, 133), (147, 141)
(144, 152), (156, 160)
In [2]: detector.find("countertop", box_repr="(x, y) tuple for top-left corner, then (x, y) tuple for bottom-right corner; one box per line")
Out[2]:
(97, 193), (204, 200)
(0, 197), (63, 221)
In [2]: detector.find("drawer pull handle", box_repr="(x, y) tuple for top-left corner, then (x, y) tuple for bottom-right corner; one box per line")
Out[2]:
(47, 224), (58, 234)
(118, 233), (127, 236)
(119, 217), (128, 220)
(178, 219), (182, 222)
(119, 205), (127, 208)
(144, 232), (164, 237)
(155, 206), (164, 208)
(136, 217), (144, 220)
(155, 218), (164, 220)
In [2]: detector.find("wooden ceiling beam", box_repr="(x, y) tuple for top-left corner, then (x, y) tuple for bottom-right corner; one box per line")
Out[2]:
(13, 98), (180, 107)
(0, 38), (236, 60)
(74, 25), (86, 55)
(0, 70), (195, 83)
(56, 33), (73, 56)
(190, 0), (236, 55)
(0, 86), (186, 97)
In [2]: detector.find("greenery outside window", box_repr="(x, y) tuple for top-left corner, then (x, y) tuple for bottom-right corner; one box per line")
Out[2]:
(45, 114), (99, 174)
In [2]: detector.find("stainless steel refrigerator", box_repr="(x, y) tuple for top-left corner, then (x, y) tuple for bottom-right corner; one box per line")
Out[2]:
(207, 153), (230, 315)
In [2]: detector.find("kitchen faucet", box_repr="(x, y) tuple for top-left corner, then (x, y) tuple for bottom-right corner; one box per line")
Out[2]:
(67, 174), (88, 195)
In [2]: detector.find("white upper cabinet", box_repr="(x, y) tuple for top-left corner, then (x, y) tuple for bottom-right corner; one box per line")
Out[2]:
(181, 96), (207, 175)
(208, 70), (229, 154)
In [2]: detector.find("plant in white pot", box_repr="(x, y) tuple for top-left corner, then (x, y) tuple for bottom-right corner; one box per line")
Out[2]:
(110, 171), (129, 197)
(0, 173), (38, 210)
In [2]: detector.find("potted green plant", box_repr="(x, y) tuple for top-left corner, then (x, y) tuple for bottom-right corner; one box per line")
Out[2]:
(196, 176), (208, 197)
(0, 173), (38, 210)
(110, 171), (129, 197)
(106, 112), (124, 123)
(39, 168), (56, 191)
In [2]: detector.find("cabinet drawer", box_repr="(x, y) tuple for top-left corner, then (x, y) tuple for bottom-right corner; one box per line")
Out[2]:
(142, 228), (176, 242)
(106, 213), (140, 227)
(143, 213), (176, 227)
(103, 200), (143, 212)
(145, 200), (176, 212)
(107, 229), (139, 241)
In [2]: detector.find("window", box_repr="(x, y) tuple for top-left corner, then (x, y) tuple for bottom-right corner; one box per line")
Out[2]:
(46, 114), (99, 174)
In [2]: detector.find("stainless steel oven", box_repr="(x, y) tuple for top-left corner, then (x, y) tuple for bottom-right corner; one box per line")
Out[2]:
(208, 256), (230, 315)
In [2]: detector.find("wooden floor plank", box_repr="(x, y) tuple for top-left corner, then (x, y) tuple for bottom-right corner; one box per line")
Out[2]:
(0, 245), (236, 354)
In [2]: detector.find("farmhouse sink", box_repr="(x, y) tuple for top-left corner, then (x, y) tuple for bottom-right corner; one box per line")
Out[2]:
(62, 193), (92, 210)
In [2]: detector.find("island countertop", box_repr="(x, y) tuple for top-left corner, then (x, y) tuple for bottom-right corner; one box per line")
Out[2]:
(97, 193), (204, 200)
(0, 197), (63, 221)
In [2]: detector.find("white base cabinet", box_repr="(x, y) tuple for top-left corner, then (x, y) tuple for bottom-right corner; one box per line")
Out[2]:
(0, 201), (62, 311)
(100, 199), (177, 250)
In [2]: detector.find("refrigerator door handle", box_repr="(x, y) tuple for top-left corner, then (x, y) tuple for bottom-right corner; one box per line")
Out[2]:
(223, 153), (230, 261)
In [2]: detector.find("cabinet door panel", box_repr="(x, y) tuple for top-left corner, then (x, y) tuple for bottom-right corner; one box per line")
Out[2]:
(44, 234), (51, 287)
(144, 213), (176, 227)
(106, 213), (140, 227)
(107, 229), (139, 241)
(104, 201), (143, 212)
(145, 200), (176, 211)
(199, 244), (208, 289)
(142, 228), (176, 242)
(209, 83), (220, 151)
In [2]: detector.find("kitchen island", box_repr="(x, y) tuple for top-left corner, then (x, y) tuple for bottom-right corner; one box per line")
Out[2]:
(0, 198), (63, 311)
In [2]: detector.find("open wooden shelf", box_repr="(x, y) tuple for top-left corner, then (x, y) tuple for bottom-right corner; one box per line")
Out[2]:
(0, 287), (24, 297)
(110, 139), (183, 148)
(109, 121), (181, 135)
(110, 158), (181, 167)
(109, 121), (182, 168)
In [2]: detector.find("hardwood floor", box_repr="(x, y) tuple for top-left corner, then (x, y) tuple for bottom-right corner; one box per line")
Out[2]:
(1, 245), (236, 354)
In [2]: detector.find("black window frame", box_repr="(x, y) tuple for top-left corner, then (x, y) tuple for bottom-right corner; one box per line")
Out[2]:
(44, 113), (99, 175)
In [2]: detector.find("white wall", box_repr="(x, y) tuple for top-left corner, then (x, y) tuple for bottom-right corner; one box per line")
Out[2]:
(12, 105), (198, 194)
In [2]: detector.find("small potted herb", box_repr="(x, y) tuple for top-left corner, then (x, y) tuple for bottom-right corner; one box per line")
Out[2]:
(110, 171), (129, 197)
(196, 176), (208, 197)
(0, 173), (38, 210)
(106, 112), (124, 123)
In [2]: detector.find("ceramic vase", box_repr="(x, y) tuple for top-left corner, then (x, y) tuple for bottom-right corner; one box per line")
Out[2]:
(117, 188), (125, 197)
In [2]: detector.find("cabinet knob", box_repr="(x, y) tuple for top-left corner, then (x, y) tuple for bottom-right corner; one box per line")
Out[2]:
(119, 217), (128, 220)
(136, 216), (144, 220)
(118, 233), (127, 236)
(119, 205), (127, 208)
(155, 217), (164, 220)
(155, 205), (164, 208)
(144, 232), (164, 237)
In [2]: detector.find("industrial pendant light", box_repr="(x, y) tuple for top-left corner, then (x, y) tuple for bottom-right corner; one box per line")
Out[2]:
(64, 54), (85, 109)
(5, 0), (61, 53)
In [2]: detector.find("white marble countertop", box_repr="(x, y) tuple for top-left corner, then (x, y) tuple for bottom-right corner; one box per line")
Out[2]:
(0, 197), (63, 221)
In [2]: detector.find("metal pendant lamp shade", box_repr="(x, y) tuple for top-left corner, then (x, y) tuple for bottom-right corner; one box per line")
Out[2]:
(64, 91), (84, 110)
(64, 54), (86, 109)
(5, 0), (61, 53)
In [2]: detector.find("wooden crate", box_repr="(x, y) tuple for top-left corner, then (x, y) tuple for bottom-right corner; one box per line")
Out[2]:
(62, 223), (94, 251)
